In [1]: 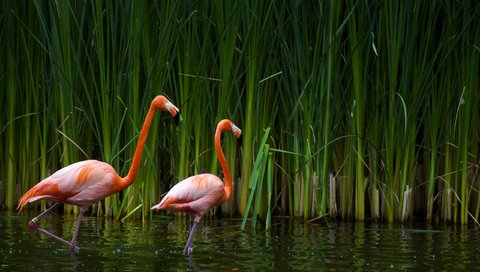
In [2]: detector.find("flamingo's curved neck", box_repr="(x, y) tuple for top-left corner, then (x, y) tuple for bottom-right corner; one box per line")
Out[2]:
(215, 126), (232, 200)
(120, 105), (157, 188)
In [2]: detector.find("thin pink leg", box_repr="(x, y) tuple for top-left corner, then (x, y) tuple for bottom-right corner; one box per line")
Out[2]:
(30, 202), (61, 222)
(69, 209), (84, 251)
(183, 221), (198, 255)
(188, 215), (194, 233)
(28, 202), (80, 251)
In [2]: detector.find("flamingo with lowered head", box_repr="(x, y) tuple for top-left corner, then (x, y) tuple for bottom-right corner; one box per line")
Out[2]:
(17, 95), (180, 251)
(151, 119), (242, 254)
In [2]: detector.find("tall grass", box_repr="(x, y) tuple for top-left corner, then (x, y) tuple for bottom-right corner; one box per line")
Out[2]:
(2, 0), (480, 224)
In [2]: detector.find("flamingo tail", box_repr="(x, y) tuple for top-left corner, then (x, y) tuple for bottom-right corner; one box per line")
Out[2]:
(17, 180), (60, 212)
(17, 185), (40, 212)
(151, 196), (171, 210)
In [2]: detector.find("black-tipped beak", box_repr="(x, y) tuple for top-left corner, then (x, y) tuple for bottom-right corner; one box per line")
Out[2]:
(237, 134), (243, 147)
(173, 111), (181, 126)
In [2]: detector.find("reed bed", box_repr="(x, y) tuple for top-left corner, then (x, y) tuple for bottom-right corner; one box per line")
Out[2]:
(1, 0), (479, 225)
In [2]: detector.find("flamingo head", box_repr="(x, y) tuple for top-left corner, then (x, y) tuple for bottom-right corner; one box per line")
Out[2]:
(218, 119), (242, 145)
(153, 95), (181, 125)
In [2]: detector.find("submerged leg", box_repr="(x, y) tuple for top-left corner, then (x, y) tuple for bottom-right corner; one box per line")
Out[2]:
(28, 202), (79, 251)
(29, 222), (78, 250)
(183, 221), (198, 255)
(69, 209), (84, 252)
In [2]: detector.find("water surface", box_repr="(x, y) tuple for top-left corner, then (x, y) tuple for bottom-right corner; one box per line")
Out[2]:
(1, 212), (479, 271)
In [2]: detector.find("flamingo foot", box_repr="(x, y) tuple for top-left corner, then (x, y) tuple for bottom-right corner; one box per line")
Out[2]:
(183, 243), (193, 255)
(28, 220), (38, 231)
(69, 244), (80, 252)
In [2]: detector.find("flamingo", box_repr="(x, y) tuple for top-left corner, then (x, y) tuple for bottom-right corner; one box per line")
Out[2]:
(17, 95), (180, 251)
(151, 119), (242, 255)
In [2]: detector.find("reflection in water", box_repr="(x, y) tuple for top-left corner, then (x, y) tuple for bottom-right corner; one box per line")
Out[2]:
(1, 212), (480, 271)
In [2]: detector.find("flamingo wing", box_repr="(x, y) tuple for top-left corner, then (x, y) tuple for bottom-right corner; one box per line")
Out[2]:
(17, 160), (120, 210)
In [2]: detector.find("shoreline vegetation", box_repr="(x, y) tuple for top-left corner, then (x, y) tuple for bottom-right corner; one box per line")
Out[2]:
(1, 1), (479, 226)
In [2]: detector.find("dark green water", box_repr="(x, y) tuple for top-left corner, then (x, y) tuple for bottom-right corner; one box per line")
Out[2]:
(1, 212), (479, 271)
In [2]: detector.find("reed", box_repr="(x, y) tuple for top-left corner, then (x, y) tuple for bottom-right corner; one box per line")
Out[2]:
(5, 7), (17, 210)
(2, 0), (480, 225)
(241, 128), (271, 229)
(212, 0), (243, 215)
(347, 0), (369, 221)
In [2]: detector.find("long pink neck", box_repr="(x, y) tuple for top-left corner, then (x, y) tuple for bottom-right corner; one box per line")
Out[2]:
(215, 127), (232, 200)
(120, 105), (157, 188)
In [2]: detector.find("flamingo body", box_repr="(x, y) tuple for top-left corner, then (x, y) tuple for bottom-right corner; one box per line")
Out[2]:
(18, 160), (121, 210)
(152, 119), (242, 254)
(17, 95), (179, 251)
(152, 173), (227, 221)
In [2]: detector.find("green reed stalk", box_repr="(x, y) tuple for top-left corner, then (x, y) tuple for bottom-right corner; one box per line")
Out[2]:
(0, 2), (4, 206)
(175, 6), (196, 184)
(458, 89), (471, 224)
(347, 0), (366, 221)
(18, 9), (44, 211)
(425, 99), (440, 220)
(442, 83), (458, 224)
(241, 128), (270, 229)
(419, 2), (443, 220)
(239, 3), (257, 215)
(266, 150), (273, 229)
(383, 1), (402, 224)
(458, 54), (477, 224)
(213, 0), (243, 215)
(317, 1), (344, 217)
(5, 18), (16, 210)
(461, 3), (479, 224)
(317, 1), (353, 218)
(239, 1), (275, 215)
(286, 2), (311, 219)
(472, 34), (480, 221)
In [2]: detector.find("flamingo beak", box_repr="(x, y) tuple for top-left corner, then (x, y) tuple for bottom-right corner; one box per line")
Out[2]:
(237, 134), (243, 147)
(231, 123), (242, 146)
(165, 101), (181, 125)
(173, 111), (181, 126)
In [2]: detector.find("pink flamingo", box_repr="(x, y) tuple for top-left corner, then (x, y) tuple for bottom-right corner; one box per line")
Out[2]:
(151, 119), (242, 254)
(17, 95), (180, 251)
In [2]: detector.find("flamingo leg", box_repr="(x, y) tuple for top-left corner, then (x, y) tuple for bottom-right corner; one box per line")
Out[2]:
(183, 221), (198, 255)
(30, 222), (79, 250)
(27, 202), (80, 251)
(30, 201), (61, 222)
(189, 215), (195, 233)
(69, 209), (84, 252)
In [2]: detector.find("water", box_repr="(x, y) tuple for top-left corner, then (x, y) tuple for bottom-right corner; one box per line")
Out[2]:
(1, 212), (479, 271)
